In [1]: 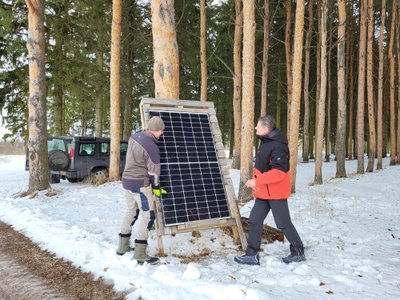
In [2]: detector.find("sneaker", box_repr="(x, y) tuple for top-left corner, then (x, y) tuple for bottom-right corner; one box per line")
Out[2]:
(234, 253), (260, 265)
(282, 253), (306, 264)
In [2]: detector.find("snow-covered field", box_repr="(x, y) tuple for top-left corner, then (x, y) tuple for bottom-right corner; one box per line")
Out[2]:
(0, 155), (399, 300)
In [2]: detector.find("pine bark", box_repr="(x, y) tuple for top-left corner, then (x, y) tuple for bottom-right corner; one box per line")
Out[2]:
(347, 3), (355, 160)
(200, 0), (207, 101)
(25, 0), (50, 192)
(53, 29), (64, 136)
(231, 0), (242, 170)
(366, 0), (376, 172)
(336, 0), (347, 178)
(356, 0), (367, 174)
(288, 0), (305, 193)
(326, 32), (332, 163)
(260, 0), (270, 117)
(95, 45), (104, 137)
(238, 0), (255, 201)
(109, 0), (122, 181)
(151, 0), (180, 99)
(314, 0), (327, 185)
(397, 1), (400, 164)
(388, 0), (397, 165)
(285, 0), (292, 134)
(303, 0), (313, 163)
(377, 0), (386, 170)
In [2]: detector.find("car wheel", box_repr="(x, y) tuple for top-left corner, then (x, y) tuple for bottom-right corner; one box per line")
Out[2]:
(48, 150), (69, 171)
(67, 178), (79, 183)
(50, 174), (60, 184)
(90, 168), (108, 185)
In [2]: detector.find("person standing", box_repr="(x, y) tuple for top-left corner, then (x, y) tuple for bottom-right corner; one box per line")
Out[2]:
(234, 115), (305, 265)
(116, 116), (166, 265)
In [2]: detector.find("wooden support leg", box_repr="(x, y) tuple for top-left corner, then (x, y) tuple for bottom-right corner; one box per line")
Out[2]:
(156, 232), (165, 257)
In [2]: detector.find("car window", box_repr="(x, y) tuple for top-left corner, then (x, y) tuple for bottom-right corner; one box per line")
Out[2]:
(79, 143), (95, 156)
(121, 142), (128, 155)
(48, 138), (67, 152)
(100, 143), (109, 156)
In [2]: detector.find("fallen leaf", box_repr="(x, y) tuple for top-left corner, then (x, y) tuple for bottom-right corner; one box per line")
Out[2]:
(103, 267), (109, 272)
(228, 274), (236, 280)
(326, 289), (334, 295)
(320, 281), (326, 286)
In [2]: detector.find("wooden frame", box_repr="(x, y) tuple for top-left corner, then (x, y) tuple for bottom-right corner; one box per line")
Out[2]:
(140, 98), (247, 255)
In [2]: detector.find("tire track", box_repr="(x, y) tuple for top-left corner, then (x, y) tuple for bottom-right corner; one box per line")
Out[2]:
(0, 253), (70, 299)
(0, 221), (125, 300)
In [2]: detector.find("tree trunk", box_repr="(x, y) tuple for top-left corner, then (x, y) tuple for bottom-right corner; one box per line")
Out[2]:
(383, 75), (389, 158)
(356, 0), (367, 174)
(200, 0), (207, 101)
(336, 0), (347, 178)
(95, 45), (104, 137)
(238, 0), (255, 202)
(260, 0), (270, 117)
(303, 0), (313, 163)
(312, 1), (322, 161)
(377, 0), (386, 170)
(53, 29), (64, 137)
(397, 1), (400, 164)
(388, 0), (397, 166)
(288, 0), (305, 193)
(151, 0), (180, 99)
(285, 0), (292, 136)
(109, 0), (122, 181)
(326, 30), (332, 163)
(314, 0), (327, 185)
(347, 2), (355, 160)
(276, 62), (282, 129)
(53, 82), (64, 136)
(366, 0), (376, 172)
(231, 0), (242, 170)
(25, 0), (50, 192)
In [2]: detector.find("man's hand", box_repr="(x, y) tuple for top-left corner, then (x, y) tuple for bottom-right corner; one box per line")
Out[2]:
(245, 179), (256, 189)
(152, 186), (167, 197)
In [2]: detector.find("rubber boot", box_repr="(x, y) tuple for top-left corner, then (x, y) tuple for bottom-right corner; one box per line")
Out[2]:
(116, 233), (133, 256)
(134, 240), (159, 265)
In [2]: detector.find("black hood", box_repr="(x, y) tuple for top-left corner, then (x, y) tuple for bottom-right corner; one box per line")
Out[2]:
(258, 128), (288, 145)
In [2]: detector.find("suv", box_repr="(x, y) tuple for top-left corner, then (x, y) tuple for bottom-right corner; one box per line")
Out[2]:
(26, 136), (128, 184)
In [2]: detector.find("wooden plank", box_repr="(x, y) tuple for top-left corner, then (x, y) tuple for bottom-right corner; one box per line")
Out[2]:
(142, 98), (214, 109)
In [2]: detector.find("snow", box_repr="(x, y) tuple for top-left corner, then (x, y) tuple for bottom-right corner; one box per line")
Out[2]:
(1, 155), (400, 299)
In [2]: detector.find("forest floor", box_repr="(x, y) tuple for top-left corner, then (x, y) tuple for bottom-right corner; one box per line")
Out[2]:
(0, 220), (126, 300)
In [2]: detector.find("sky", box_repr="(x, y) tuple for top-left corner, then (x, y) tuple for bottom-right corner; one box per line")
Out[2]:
(0, 155), (399, 300)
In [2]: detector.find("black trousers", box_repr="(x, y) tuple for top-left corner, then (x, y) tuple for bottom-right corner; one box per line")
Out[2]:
(246, 198), (304, 256)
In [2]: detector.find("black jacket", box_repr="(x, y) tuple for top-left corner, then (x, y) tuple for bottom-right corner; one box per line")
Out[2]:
(255, 128), (290, 174)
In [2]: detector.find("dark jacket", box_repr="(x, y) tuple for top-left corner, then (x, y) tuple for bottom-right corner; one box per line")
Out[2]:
(121, 131), (161, 191)
(252, 128), (291, 200)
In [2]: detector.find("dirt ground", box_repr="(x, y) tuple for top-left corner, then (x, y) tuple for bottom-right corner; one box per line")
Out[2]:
(0, 221), (126, 300)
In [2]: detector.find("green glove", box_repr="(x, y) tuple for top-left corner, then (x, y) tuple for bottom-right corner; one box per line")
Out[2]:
(152, 186), (167, 197)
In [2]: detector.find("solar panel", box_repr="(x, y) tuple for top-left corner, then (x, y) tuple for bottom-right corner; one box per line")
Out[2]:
(149, 110), (231, 226)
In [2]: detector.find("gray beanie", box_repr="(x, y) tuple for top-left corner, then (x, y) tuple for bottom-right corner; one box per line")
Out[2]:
(147, 116), (165, 131)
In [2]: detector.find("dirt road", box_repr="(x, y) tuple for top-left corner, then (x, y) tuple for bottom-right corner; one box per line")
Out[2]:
(0, 221), (125, 300)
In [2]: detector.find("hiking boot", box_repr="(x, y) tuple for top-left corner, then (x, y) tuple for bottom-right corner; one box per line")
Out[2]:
(134, 240), (159, 265)
(282, 253), (306, 264)
(116, 233), (134, 256)
(234, 253), (260, 265)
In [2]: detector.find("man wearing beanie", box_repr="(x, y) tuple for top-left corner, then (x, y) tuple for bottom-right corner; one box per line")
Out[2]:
(117, 116), (165, 265)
